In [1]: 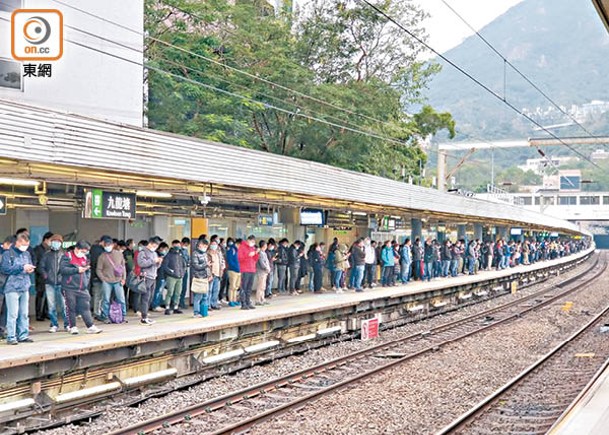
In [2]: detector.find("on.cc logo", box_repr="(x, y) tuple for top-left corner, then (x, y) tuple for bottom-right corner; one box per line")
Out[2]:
(11, 9), (63, 61)
(23, 16), (52, 45)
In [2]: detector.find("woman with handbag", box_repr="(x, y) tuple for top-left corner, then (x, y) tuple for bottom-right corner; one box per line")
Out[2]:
(190, 238), (210, 318)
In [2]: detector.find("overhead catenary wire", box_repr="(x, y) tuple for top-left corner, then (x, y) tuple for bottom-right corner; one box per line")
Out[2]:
(355, 0), (601, 170)
(54, 0), (406, 133)
(0, 13), (423, 150)
(154, 53), (402, 141)
(439, 0), (606, 145)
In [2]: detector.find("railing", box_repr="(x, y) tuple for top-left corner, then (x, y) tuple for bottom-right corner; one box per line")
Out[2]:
(486, 184), (525, 206)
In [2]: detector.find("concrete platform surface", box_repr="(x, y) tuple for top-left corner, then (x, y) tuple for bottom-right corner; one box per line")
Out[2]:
(0, 248), (593, 369)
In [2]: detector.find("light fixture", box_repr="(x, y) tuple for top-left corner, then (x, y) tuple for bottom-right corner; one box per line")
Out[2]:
(136, 190), (173, 198)
(0, 177), (40, 186)
(352, 211), (367, 216)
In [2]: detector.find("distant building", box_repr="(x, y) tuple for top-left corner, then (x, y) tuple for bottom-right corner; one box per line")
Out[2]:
(517, 156), (577, 175)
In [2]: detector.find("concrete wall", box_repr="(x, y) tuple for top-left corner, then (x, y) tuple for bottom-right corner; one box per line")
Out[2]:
(0, 0), (144, 126)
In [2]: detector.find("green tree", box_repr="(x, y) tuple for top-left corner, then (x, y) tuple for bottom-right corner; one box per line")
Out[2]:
(145, 0), (455, 180)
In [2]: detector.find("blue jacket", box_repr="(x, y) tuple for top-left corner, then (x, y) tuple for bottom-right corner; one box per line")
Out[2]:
(226, 245), (240, 272)
(1, 246), (34, 294)
(381, 246), (395, 267)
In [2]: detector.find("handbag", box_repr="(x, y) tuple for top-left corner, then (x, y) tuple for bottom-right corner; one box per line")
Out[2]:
(191, 277), (209, 294)
(126, 271), (147, 294)
(106, 253), (125, 278)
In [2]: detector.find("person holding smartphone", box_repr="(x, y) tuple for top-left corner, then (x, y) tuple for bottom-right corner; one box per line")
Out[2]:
(60, 240), (102, 335)
(1, 232), (36, 345)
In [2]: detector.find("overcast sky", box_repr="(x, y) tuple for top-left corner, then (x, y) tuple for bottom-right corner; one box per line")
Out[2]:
(414, 0), (524, 56)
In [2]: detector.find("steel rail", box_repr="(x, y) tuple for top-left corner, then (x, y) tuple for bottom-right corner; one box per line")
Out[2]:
(109, 253), (605, 435)
(437, 274), (609, 434)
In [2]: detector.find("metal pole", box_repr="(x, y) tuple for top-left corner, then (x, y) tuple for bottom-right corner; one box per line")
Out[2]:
(491, 146), (495, 187)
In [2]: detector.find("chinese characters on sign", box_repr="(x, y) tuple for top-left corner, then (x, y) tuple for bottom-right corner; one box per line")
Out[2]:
(85, 190), (136, 220)
(11, 9), (63, 79)
(258, 214), (274, 226)
(23, 63), (52, 77)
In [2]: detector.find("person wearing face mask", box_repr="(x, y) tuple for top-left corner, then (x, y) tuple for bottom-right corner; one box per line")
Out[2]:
(160, 240), (187, 315)
(308, 243), (324, 293)
(149, 242), (168, 312)
(89, 235), (108, 321)
(33, 231), (53, 322)
(60, 240), (102, 335)
(265, 240), (278, 299)
(1, 232), (36, 344)
(226, 238), (241, 307)
(137, 236), (164, 325)
(96, 236), (127, 323)
(130, 240), (148, 313)
(255, 241), (271, 305)
(237, 235), (259, 310)
(39, 234), (69, 332)
(190, 238), (210, 317)
(207, 240), (225, 310)
(0, 236), (15, 338)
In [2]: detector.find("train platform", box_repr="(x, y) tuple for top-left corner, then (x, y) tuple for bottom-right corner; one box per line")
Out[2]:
(549, 358), (609, 435)
(1, 248), (593, 369)
(0, 248), (594, 420)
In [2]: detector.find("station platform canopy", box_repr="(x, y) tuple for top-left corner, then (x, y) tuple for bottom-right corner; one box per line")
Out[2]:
(0, 99), (583, 234)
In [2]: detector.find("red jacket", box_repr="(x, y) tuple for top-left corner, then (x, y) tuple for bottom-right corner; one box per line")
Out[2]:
(238, 242), (259, 273)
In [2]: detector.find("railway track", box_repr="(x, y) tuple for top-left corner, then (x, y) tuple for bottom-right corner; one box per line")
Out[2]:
(108, 253), (606, 435)
(438, 282), (609, 434)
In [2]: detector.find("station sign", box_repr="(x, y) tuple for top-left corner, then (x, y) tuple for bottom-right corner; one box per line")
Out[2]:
(0, 195), (6, 215)
(258, 214), (274, 226)
(361, 317), (379, 341)
(85, 189), (136, 219)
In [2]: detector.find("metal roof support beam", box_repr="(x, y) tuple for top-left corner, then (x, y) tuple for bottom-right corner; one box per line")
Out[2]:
(529, 136), (609, 147)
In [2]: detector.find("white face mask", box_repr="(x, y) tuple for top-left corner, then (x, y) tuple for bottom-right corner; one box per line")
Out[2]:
(18, 245), (29, 252)
(74, 250), (86, 258)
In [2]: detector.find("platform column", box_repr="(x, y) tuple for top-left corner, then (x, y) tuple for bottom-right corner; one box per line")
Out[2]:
(152, 216), (170, 241)
(474, 223), (483, 241)
(411, 218), (422, 242)
(457, 224), (467, 242)
(497, 226), (508, 240)
(437, 223), (446, 243)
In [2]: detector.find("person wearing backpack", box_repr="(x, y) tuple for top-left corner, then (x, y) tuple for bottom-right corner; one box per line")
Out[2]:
(96, 236), (127, 324)
(1, 233), (36, 345)
(61, 240), (102, 334)
(39, 234), (69, 332)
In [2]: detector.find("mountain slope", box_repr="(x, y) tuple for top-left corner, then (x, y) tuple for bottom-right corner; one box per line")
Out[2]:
(425, 0), (609, 140)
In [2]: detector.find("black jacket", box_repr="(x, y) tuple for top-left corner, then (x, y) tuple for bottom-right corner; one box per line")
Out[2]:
(288, 246), (300, 267)
(190, 249), (209, 279)
(161, 248), (187, 279)
(39, 249), (64, 286)
(276, 245), (289, 266)
(60, 252), (91, 293)
(90, 244), (104, 282)
(351, 245), (365, 267)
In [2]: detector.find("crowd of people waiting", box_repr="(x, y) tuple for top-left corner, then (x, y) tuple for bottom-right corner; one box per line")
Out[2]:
(0, 227), (589, 345)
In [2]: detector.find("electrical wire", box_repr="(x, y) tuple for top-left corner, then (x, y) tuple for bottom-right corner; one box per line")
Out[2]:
(55, 0), (407, 132)
(439, 0), (606, 145)
(356, 0), (600, 170)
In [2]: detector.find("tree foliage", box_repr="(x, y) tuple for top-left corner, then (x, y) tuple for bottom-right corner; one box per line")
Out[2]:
(145, 0), (455, 180)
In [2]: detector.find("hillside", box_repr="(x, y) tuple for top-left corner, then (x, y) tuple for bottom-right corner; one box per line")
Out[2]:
(425, 0), (609, 141)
